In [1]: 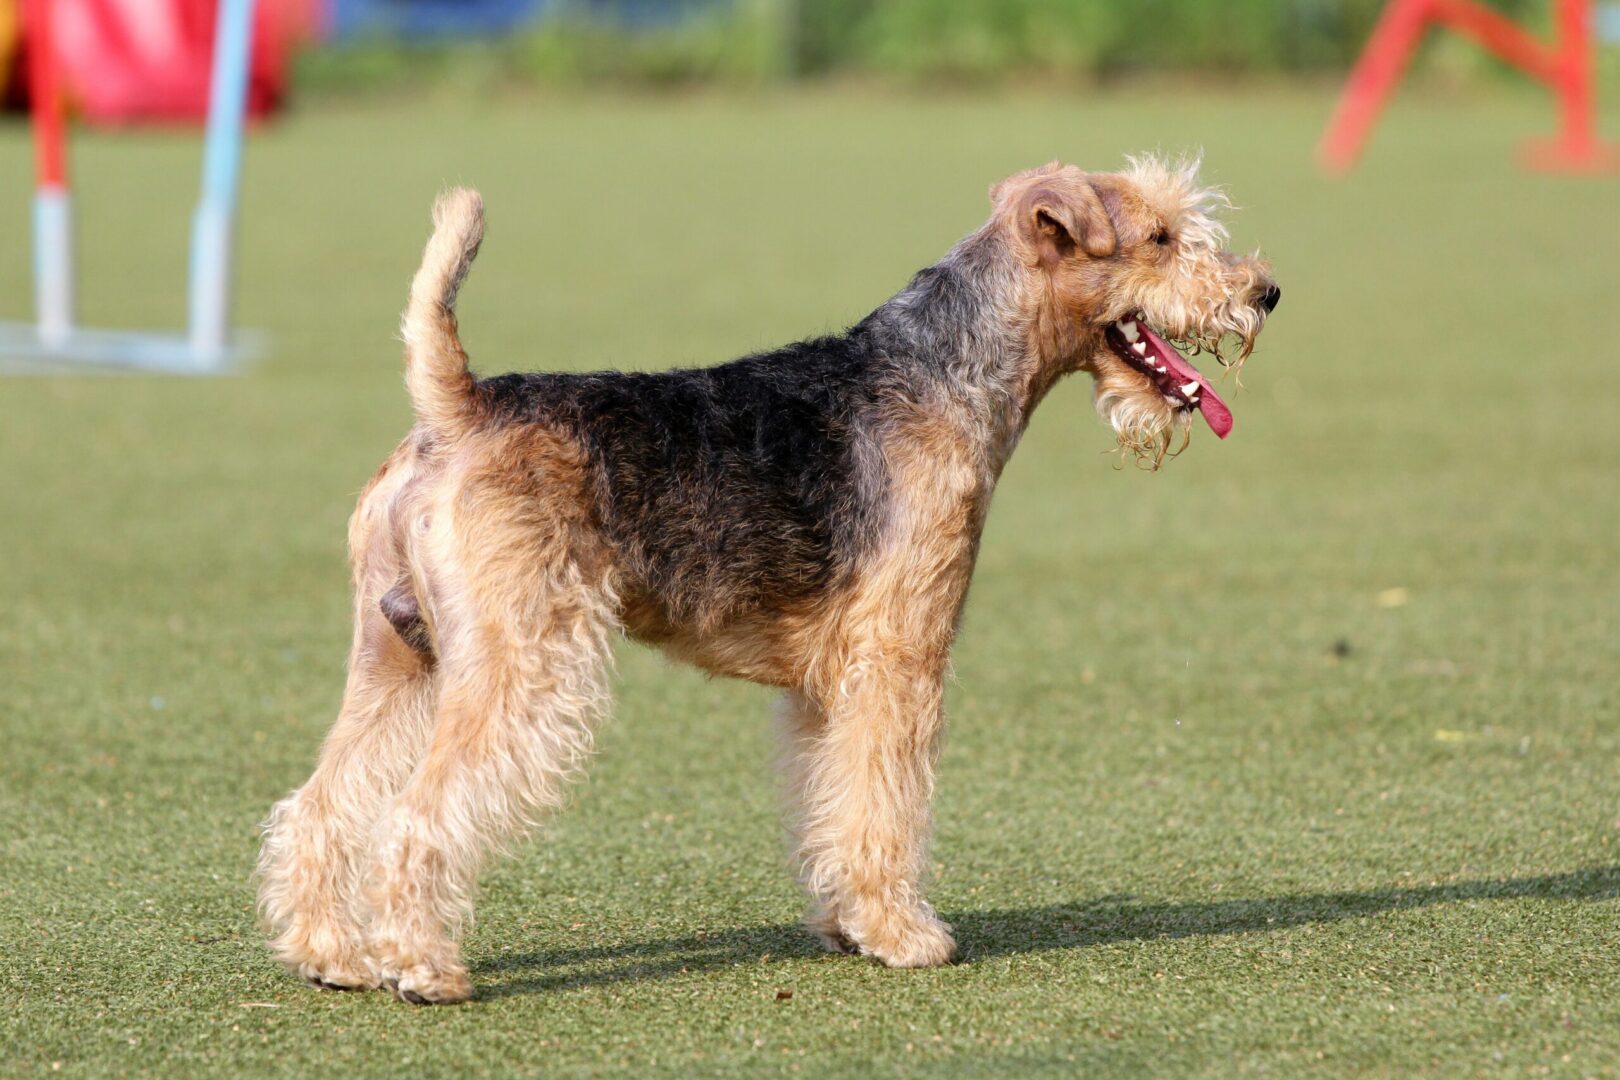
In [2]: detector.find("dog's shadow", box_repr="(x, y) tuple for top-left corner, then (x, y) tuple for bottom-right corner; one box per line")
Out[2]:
(475, 865), (1620, 998)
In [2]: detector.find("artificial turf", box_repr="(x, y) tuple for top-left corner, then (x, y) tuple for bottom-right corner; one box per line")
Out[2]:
(2, 88), (1618, 1077)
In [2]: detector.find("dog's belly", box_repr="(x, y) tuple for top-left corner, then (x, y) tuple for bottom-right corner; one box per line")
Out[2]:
(620, 592), (827, 687)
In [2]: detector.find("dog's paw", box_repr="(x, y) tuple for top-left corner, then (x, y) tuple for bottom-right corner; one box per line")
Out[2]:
(381, 962), (473, 1005)
(806, 910), (858, 955)
(287, 941), (382, 992)
(857, 911), (957, 969)
(300, 961), (380, 993)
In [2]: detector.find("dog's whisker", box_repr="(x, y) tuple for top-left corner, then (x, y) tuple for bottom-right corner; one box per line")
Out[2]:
(1167, 423), (1192, 460)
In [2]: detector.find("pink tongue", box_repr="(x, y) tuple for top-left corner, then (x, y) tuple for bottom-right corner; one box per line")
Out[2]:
(1137, 323), (1233, 439)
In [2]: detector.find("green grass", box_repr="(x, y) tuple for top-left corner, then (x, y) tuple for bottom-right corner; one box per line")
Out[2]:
(2, 88), (1618, 1077)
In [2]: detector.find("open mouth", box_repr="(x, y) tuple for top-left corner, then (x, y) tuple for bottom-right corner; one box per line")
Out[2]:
(1103, 315), (1234, 439)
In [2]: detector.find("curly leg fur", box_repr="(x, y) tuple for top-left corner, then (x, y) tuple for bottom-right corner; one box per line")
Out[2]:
(360, 475), (617, 1004)
(786, 664), (955, 969)
(776, 691), (856, 955)
(258, 615), (437, 991)
(258, 444), (440, 992)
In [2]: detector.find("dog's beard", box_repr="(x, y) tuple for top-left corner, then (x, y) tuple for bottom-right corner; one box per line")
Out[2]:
(1091, 360), (1193, 471)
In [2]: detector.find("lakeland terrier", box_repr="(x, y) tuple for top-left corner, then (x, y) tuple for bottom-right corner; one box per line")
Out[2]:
(258, 157), (1280, 1004)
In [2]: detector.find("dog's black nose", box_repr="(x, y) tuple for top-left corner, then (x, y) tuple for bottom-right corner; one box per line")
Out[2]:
(1261, 284), (1281, 312)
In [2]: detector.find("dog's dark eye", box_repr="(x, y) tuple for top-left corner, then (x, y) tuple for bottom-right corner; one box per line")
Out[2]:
(1152, 229), (1171, 246)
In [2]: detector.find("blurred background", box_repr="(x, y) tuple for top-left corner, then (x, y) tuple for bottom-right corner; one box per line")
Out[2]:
(2, 2), (1619, 1076)
(4, 0), (1620, 113)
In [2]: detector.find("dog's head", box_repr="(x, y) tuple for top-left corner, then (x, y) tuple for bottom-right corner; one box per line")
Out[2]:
(992, 156), (1278, 467)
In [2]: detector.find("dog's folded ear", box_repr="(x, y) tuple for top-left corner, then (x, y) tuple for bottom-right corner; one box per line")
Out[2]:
(1023, 178), (1117, 264)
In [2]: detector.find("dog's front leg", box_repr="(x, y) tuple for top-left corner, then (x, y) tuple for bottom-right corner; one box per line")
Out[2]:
(787, 656), (955, 968)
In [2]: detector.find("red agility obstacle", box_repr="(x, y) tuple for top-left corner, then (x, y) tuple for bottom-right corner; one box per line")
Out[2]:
(1319, 0), (1616, 173)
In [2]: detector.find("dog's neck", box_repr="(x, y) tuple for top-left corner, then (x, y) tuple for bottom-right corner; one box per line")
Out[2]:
(859, 227), (1072, 474)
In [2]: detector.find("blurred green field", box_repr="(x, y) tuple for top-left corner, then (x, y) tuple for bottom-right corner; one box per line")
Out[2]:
(2, 89), (1618, 1077)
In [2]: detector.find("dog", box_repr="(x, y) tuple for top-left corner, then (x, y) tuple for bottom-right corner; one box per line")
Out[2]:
(257, 156), (1279, 1004)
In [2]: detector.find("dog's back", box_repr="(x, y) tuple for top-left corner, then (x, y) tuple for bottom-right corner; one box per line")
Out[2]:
(471, 339), (885, 633)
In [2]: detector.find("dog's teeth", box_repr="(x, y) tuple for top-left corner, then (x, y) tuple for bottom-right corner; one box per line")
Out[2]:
(1155, 363), (1167, 373)
(1120, 320), (1140, 342)
(1131, 341), (1148, 356)
(1179, 380), (1200, 397)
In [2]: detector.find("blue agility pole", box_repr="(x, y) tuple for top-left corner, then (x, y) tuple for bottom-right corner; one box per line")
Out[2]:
(0, 0), (262, 374)
(189, 0), (256, 360)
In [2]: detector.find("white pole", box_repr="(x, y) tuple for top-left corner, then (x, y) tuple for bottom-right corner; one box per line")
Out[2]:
(33, 187), (73, 347)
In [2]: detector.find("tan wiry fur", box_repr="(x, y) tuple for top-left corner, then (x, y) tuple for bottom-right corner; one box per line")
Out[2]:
(996, 157), (1273, 465)
(258, 162), (1276, 1004)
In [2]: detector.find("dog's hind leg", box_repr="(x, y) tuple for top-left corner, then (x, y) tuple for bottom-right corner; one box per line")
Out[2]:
(258, 455), (438, 991)
(258, 610), (436, 990)
(360, 462), (617, 1005)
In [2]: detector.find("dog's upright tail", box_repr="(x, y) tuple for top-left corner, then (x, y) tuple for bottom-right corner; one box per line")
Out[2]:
(401, 187), (485, 437)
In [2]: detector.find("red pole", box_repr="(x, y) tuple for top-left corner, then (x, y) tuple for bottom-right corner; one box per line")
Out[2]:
(1520, 0), (1616, 170)
(1431, 0), (1560, 78)
(24, 0), (68, 191)
(1554, 0), (1595, 150)
(1317, 0), (1436, 174)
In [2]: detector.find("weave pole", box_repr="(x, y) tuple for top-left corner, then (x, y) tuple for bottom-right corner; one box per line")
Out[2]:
(25, 0), (72, 346)
(1319, 0), (1616, 174)
(188, 0), (258, 361)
